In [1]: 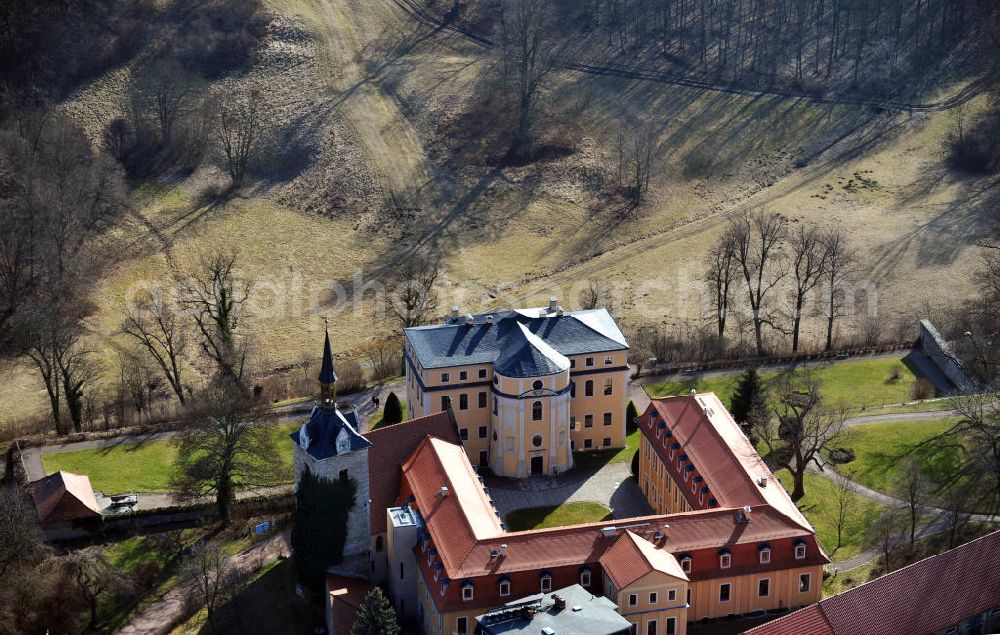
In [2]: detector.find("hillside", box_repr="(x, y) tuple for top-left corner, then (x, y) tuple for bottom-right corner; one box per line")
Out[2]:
(1, 0), (998, 428)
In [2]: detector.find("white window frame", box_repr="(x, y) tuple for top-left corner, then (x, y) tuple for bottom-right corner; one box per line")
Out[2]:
(719, 583), (732, 603)
(760, 548), (771, 564)
(649, 592), (658, 605)
(758, 577), (770, 597)
(499, 581), (510, 597)
(799, 573), (811, 593)
(580, 570), (591, 587)
(462, 585), (474, 601)
(628, 593), (638, 607)
(795, 544), (807, 560)
(720, 553), (731, 569)
(541, 575), (552, 592)
(667, 588), (676, 602)
(680, 557), (692, 573)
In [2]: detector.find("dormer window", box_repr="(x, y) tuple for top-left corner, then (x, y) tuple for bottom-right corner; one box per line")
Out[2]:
(795, 543), (807, 560)
(540, 573), (552, 592)
(499, 580), (510, 596)
(760, 548), (771, 564)
(680, 556), (692, 573)
(461, 581), (474, 601)
(720, 553), (731, 569)
(533, 380), (543, 390)
(580, 569), (591, 587)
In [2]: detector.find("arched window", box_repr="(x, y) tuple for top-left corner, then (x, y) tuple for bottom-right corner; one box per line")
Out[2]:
(375, 535), (383, 552)
(532, 401), (543, 421)
(532, 379), (543, 391)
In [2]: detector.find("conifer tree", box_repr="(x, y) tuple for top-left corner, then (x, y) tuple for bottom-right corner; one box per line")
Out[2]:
(382, 391), (403, 425)
(730, 367), (767, 441)
(291, 467), (356, 589)
(351, 588), (400, 635)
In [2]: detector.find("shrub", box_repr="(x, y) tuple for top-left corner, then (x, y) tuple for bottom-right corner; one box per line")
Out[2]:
(888, 364), (902, 382)
(382, 392), (403, 425)
(910, 378), (934, 401)
(359, 338), (402, 382)
(167, 0), (269, 79)
(336, 360), (366, 395)
(625, 400), (639, 433)
(828, 447), (856, 465)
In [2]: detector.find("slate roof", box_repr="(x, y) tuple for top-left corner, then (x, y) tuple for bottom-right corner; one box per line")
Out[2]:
(742, 530), (1000, 635)
(476, 584), (631, 635)
(290, 404), (370, 461)
(318, 329), (338, 384)
(363, 410), (460, 535)
(29, 471), (101, 526)
(494, 322), (571, 378)
(404, 307), (627, 369)
(600, 530), (688, 589)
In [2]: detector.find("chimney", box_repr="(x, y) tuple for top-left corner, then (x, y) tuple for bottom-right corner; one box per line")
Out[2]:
(500, 543), (508, 558)
(485, 314), (495, 324)
(553, 595), (566, 611)
(689, 388), (697, 396)
(465, 313), (474, 326)
(450, 306), (460, 321)
(758, 475), (768, 488)
(549, 296), (558, 311)
(438, 486), (449, 498)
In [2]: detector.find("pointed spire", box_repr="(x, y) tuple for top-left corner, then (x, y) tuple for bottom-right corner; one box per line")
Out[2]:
(319, 321), (338, 385)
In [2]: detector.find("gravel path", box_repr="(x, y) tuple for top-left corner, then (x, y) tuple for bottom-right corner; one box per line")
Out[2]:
(118, 531), (291, 635)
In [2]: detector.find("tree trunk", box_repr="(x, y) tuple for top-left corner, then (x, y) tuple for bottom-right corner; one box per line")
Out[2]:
(790, 467), (806, 501)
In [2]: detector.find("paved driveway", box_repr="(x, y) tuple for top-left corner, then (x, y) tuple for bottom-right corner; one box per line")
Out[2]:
(485, 462), (651, 521)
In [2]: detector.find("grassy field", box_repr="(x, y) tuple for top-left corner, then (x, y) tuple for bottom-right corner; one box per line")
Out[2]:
(42, 423), (299, 493)
(572, 426), (640, 470)
(370, 400), (409, 430)
(832, 418), (964, 497)
(775, 470), (884, 561)
(505, 502), (613, 531)
(645, 354), (927, 411)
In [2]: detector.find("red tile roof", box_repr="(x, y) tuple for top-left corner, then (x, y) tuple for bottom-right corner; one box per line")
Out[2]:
(401, 436), (504, 574)
(641, 394), (813, 533)
(600, 530), (688, 589)
(326, 574), (374, 635)
(364, 410), (459, 535)
(29, 471), (101, 526)
(743, 530), (1000, 635)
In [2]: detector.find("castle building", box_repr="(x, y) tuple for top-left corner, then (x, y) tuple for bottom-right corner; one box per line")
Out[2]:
(402, 300), (629, 477)
(292, 334), (828, 635)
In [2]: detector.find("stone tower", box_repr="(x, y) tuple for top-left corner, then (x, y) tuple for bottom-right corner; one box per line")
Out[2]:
(291, 327), (372, 565)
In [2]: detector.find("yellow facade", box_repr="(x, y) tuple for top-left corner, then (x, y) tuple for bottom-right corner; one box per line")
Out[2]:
(687, 565), (824, 620)
(404, 345), (628, 478)
(610, 571), (689, 635)
(639, 433), (693, 515)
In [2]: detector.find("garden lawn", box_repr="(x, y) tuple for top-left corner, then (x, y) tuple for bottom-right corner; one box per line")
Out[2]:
(370, 400), (408, 430)
(775, 470), (884, 561)
(645, 353), (927, 411)
(41, 423), (299, 493)
(832, 418), (962, 496)
(572, 427), (640, 469)
(505, 502), (612, 531)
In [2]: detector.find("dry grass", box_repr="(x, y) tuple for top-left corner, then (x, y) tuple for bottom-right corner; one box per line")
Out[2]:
(5, 0), (996, 425)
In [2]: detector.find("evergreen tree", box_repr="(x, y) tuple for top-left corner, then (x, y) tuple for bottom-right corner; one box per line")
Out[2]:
(291, 467), (357, 589)
(730, 367), (767, 440)
(625, 400), (639, 433)
(382, 391), (403, 425)
(351, 588), (400, 635)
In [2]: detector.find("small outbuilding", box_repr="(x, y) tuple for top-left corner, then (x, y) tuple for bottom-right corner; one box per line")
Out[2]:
(29, 471), (101, 527)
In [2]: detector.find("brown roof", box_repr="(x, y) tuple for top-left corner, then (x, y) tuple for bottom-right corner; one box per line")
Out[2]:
(600, 530), (688, 589)
(29, 471), (100, 526)
(364, 410), (459, 535)
(743, 530), (1000, 635)
(326, 574), (374, 635)
(644, 394), (814, 533)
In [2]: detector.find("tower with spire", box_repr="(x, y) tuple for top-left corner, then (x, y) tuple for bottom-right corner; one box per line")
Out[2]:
(290, 325), (373, 570)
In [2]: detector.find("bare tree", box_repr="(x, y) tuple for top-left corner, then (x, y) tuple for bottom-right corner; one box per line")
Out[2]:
(821, 227), (857, 351)
(215, 87), (267, 188)
(704, 228), (738, 339)
(950, 390), (1000, 514)
(940, 482), (971, 549)
(867, 507), (905, 573)
(171, 384), (281, 524)
(121, 290), (187, 404)
(139, 59), (198, 144)
(578, 278), (615, 314)
(179, 251), (253, 385)
(730, 210), (787, 356)
(388, 256), (440, 329)
(497, 0), (557, 158)
(893, 455), (930, 551)
(788, 224), (827, 352)
(0, 486), (48, 581)
(61, 549), (135, 631)
(359, 336), (402, 382)
(754, 371), (845, 501)
(180, 540), (248, 633)
(832, 472), (854, 552)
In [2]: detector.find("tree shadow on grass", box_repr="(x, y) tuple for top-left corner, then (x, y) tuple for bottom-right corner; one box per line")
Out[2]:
(197, 559), (314, 635)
